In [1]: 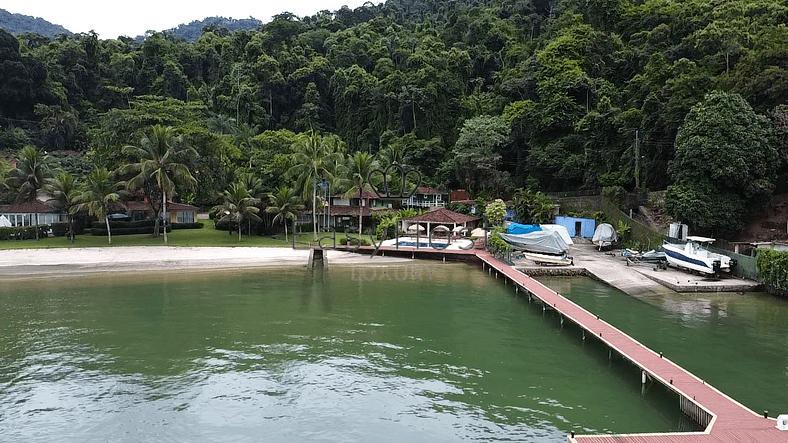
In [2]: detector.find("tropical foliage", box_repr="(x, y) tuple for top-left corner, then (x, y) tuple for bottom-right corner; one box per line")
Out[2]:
(2, 0), (788, 238)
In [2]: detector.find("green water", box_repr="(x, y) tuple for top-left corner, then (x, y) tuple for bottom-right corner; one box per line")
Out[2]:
(0, 264), (731, 442)
(538, 276), (788, 418)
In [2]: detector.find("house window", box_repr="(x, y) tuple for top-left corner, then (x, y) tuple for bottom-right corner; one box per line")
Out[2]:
(177, 212), (194, 223)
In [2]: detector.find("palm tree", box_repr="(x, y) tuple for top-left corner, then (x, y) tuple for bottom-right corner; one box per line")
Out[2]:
(44, 172), (78, 242)
(344, 151), (379, 235)
(286, 131), (344, 241)
(266, 186), (304, 242)
(236, 171), (265, 235)
(7, 146), (52, 240)
(212, 182), (262, 241)
(73, 168), (123, 245)
(121, 125), (197, 245)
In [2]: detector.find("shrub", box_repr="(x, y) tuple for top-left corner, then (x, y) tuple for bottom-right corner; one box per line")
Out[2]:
(171, 222), (204, 230)
(757, 249), (788, 290)
(50, 222), (69, 237)
(89, 225), (172, 236)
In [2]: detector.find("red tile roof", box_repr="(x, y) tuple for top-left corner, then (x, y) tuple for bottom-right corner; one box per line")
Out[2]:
(332, 190), (380, 199)
(404, 208), (480, 224)
(415, 186), (445, 195)
(0, 200), (56, 213)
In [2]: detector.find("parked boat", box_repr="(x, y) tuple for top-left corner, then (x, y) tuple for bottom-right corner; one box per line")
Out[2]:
(662, 236), (736, 276)
(592, 223), (618, 250)
(499, 231), (569, 255)
(521, 251), (573, 266)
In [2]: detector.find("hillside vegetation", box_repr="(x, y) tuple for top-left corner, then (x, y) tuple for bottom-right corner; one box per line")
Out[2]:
(1, 0), (786, 239)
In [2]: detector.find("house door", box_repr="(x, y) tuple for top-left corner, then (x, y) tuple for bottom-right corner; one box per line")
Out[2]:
(574, 221), (582, 238)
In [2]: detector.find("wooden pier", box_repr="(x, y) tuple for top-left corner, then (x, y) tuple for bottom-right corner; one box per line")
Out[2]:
(472, 250), (787, 443)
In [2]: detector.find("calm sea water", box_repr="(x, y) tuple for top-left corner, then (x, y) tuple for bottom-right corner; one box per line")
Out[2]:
(4, 262), (779, 442)
(539, 276), (788, 417)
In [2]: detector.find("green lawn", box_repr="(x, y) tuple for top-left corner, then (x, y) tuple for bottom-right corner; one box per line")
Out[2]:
(0, 221), (377, 250)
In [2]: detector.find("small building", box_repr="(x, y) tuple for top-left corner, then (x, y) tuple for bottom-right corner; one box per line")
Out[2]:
(404, 187), (448, 209)
(554, 215), (596, 239)
(125, 201), (200, 224)
(0, 200), (65, 226)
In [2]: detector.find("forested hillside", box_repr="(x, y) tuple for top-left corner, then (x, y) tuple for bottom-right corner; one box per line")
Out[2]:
(0, 9), (70, 38)
(1, 0), (787, 237)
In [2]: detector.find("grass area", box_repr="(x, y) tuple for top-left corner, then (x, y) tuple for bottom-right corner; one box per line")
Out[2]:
(0, 221), (378, 250)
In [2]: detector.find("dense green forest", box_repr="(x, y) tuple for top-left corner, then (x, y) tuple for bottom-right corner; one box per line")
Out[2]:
(0, 9), (70, 38)
(1, 0), (787, 237)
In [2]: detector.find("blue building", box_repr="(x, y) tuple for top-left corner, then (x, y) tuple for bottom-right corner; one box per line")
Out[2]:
(554, 216), (596, 238)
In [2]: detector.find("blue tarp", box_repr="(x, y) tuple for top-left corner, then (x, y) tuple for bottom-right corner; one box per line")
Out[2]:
(507, 223), (542, 235)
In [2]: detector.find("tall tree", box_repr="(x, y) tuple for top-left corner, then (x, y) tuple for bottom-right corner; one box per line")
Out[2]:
(286, 131), (344, 240)
(121, 125), (198, 244)
(7, 146), (52, 240)
(73, 168), (123, 245)
(266, 186), (304, 242)
(665, 91), (779, 236)
(344, 151), (379, 233)
(44, 172), (78, 242)
(212, 182), (262, 241)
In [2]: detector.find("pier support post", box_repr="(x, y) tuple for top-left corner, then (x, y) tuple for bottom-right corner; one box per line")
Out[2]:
(642, 371), (646, 384)
(582, 331), (585, 341)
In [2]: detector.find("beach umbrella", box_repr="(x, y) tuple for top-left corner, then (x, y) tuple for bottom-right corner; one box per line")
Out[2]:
(452, 225), (465, 233)
(471, 227), (487, 238)
(407, 224), (425, 232)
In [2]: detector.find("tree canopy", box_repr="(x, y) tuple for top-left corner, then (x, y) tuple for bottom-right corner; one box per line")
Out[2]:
(2, 0), (788, 237)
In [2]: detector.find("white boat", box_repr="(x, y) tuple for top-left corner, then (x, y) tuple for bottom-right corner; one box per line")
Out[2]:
(521, 251), (573, 266)
(662, 236), (736, 276)
(592, 223), (617, 250)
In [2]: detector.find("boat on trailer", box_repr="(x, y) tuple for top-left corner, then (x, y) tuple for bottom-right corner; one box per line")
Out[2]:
(662, 236), (736, 276)
(500, 231), (573, 266)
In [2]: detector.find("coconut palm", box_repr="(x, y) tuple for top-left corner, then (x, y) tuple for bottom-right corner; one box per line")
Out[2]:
(236, 171), (265, 235)
(212, 182), (262, 241)
(7, 146), (52, 240)
(344, 151), (379, 235)
(266, 186), (304, 242)
(73, 168), (123, 245)
(44, 172), (78, 242)
(286, 131), (344, 240)
(121, 125), (197, 245)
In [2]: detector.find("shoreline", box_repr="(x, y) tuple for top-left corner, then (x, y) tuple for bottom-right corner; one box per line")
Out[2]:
(0, 246), (414, 279)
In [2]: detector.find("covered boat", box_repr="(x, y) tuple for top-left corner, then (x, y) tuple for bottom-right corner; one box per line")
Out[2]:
(662, 236), (736, 276)
(499, 230), (569, 255)
(592, 223), (618, 250)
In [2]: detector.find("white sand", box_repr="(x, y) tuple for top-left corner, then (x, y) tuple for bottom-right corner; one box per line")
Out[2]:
(0, 246), (411, 277)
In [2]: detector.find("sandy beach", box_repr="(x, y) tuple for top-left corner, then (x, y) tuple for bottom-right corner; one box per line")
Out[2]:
(0, 246), (412, 278)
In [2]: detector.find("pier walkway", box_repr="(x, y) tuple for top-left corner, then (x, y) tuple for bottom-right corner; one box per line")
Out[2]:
(474, 250), (786, 443)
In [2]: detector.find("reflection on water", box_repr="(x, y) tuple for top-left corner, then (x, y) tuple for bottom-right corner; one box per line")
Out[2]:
(538, 276), (788, 416)
(2, 265), (697, 442)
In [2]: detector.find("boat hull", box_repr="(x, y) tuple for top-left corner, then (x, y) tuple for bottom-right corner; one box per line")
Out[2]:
(521, 252), (573, 266)
(663, 243), (731, 275)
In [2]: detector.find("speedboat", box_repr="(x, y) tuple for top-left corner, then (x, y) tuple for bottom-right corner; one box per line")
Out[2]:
(662, 236), (736, 276)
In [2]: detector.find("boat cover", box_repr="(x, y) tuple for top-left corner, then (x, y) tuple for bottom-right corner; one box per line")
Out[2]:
(499, 230), (569, 254)
(592, 223), (617, 243)
(539, 224), (574, 245)
(507, 223), (542, 235)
